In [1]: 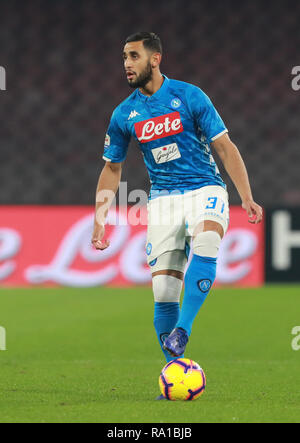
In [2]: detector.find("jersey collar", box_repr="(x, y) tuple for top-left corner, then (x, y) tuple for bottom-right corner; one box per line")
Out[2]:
(137, 74), (169, 102)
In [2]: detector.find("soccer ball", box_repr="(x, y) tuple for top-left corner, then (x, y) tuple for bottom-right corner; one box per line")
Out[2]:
(159, 358), (206, 401)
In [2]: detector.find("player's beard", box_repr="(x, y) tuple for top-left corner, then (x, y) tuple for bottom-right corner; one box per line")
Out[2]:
(127, 61), (153, 89)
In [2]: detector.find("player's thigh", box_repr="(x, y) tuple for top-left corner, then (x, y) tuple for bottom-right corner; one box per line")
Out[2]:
(146, 194), (186, 265)
(193, 219), (225, 239)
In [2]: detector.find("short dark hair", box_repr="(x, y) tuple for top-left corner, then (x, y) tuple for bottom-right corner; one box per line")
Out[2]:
(125, 32), (162, 54)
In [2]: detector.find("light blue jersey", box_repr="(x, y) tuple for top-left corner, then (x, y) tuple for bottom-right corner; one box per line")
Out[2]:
(103, 75), (228, 196)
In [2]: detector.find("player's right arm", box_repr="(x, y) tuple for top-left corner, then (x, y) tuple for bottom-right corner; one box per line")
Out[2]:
(92, 107), (130, 250)
(187, 85), (262, 224)
(92, 161), (122, 250)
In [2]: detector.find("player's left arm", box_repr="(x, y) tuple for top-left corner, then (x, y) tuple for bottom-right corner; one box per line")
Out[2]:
(211, 133), (263, 224)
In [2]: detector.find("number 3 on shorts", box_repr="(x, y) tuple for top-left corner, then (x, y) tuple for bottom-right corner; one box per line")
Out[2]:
(205, 197), (218, 209)
(205, 197), (225, 214)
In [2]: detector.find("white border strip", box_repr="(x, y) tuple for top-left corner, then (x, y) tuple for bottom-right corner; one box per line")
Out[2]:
(211, 129), (228, 142)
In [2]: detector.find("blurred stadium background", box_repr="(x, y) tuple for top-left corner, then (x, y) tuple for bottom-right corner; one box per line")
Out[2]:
(1, 0), (300, 424)
(0, 0), (299, 205)
(1, 0), (300, 287)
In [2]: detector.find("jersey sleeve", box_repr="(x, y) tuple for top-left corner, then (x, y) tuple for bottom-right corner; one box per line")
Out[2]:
(187, 86), (228, 143)
(102, 109), (131, 163)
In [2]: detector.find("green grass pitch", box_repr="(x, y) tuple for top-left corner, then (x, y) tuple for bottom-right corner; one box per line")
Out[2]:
(0, 285), (300, 423)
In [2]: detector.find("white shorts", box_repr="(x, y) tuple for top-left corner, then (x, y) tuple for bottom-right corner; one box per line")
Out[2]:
(146, 185), (230, 273)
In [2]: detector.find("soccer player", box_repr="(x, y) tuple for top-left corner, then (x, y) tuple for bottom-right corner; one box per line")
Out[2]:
(92, 32), (263, 391)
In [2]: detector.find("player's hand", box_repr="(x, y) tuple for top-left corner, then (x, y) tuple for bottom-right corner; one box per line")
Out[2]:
(91, 222), (110, 250)
(242, 199), (263, 224)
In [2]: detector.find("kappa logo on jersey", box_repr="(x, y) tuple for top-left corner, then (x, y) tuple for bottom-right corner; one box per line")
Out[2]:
(128, 110), (140, 120)
(134, 112), (183, 143)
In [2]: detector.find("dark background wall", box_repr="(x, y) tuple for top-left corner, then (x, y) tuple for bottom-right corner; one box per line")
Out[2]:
(0, 0), (299, 205)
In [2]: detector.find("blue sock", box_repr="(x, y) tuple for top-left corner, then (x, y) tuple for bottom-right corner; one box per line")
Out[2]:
(176, 255), (217, 336)
(154, 302), (181, 362)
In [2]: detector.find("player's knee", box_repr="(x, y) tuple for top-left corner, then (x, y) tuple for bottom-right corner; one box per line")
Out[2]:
(193, 230), (222, 258)
(152, 274), (182, 303)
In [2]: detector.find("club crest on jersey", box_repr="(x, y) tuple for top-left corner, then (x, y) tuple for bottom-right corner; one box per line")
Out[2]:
(171, 98), (181, 109)
(134, 112), (183, 143)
